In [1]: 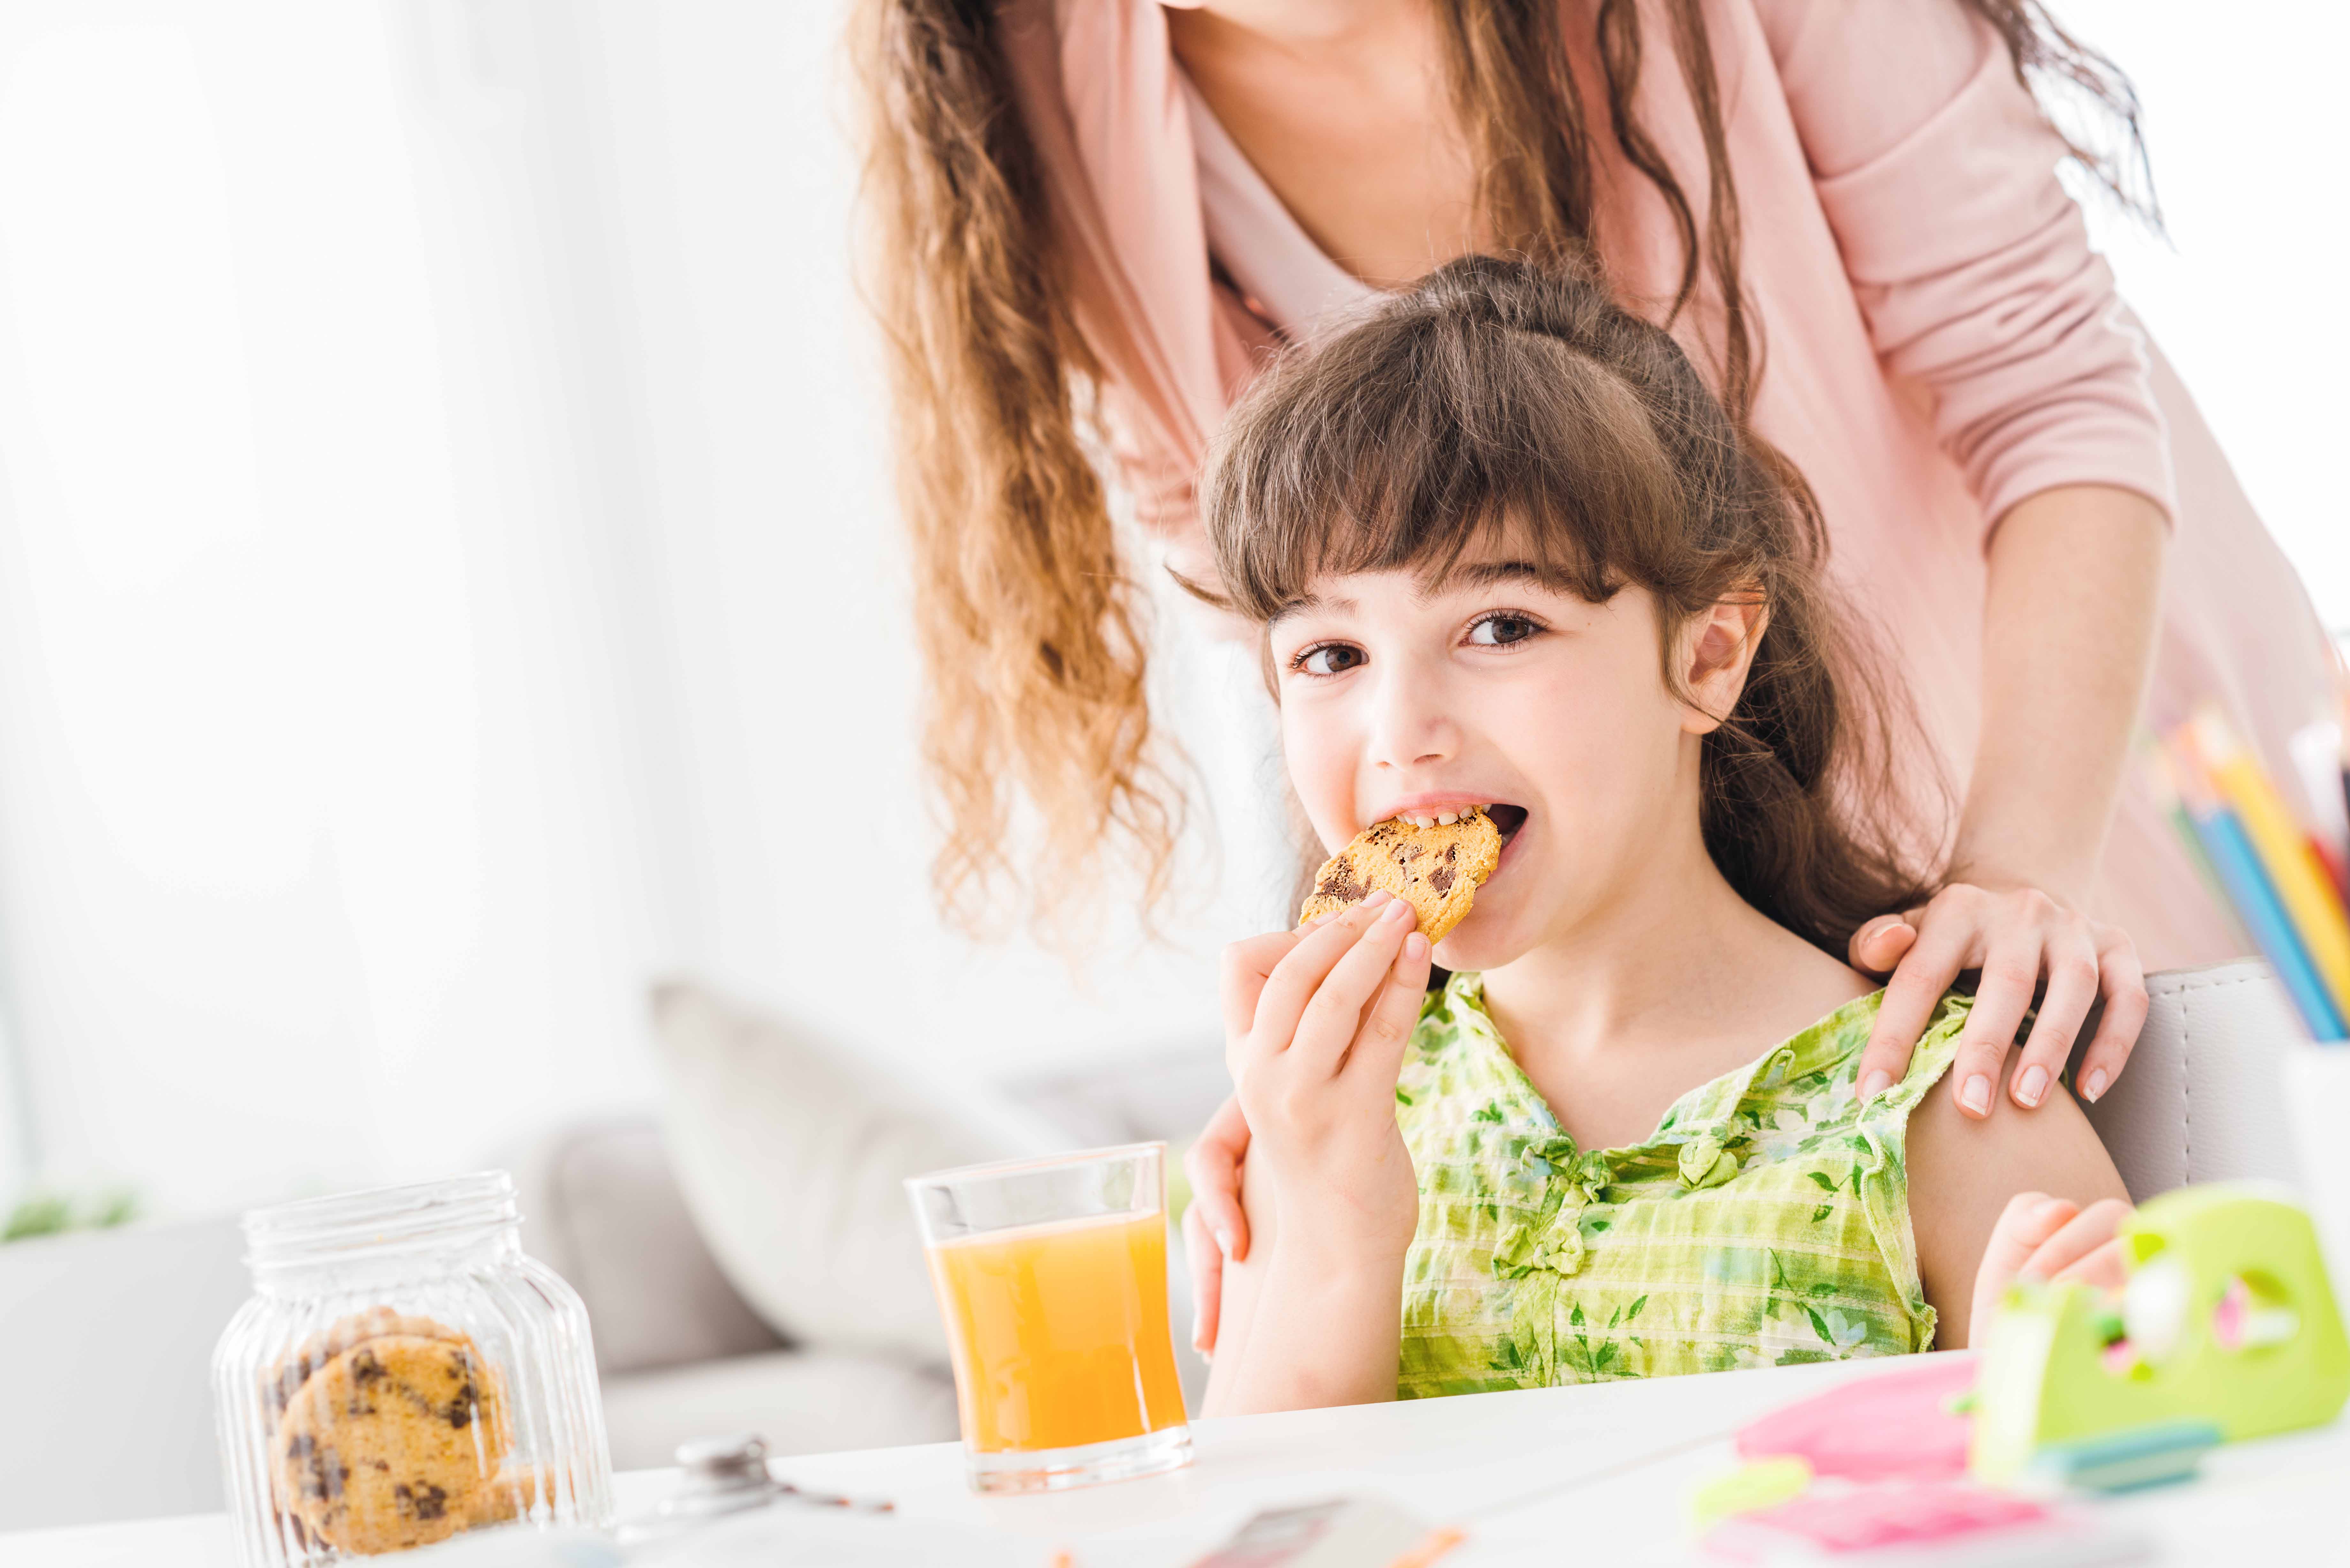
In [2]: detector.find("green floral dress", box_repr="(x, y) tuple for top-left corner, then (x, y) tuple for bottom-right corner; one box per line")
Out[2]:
(1394, 973), (1970, 1398)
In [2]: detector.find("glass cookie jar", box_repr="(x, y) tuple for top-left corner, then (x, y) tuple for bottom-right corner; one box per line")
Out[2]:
(212, 1172), (614, 1562)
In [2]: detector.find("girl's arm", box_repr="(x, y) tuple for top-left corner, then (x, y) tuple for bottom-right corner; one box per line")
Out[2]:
(1201, 1141), (1404, 1414)
(1903, 1040), (2133, 1349)
(1199, 895), (1428, 1416)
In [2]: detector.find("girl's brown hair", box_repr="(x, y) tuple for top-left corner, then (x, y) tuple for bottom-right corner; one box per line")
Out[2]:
(853, 0), (2149, 943)
(1203, 254), (1932, 954)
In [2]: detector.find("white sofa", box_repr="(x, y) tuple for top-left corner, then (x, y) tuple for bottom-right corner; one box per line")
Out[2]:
(0, 959), (2314, 1533)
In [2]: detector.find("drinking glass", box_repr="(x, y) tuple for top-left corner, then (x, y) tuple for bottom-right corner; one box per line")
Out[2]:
(906, 1142), (1192, 1493)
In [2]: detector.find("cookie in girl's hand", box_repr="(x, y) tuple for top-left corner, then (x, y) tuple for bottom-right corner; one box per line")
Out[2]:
(1298, 809), (1503, 943)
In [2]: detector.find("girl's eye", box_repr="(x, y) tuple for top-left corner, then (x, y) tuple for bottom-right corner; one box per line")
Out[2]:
(1466, 613), (1544, 648)
(1292, 642), (1365, 677)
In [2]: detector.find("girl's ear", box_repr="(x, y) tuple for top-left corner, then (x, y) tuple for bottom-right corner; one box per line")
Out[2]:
(1678, 594), (1769, 736)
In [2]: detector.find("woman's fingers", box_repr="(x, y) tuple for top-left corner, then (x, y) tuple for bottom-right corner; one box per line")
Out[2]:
(1949, 923), (2043, 1119)
(1854, 898), (1975, 1102)
(1343, 930), (1433, 1088)
(1292, 900), (1415, 1074)
(1183, 1095), (1253, 1263)
(2009, 929), (2100, 1109)
(1847, 914), (1920, 977)
(2071, 931), (2148, 1104)
(1181, 1198), (1224, 1356)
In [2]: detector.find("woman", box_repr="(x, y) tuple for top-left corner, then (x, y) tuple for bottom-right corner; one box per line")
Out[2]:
(855, 2), (2337, 1341)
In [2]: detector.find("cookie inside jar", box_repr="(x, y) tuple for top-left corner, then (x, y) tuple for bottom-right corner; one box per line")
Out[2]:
(214, 1172), (612, 1564)
(265, 1309), (537, 1555)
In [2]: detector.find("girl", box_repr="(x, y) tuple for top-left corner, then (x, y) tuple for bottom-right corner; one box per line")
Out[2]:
(1198, 257), (2128, 1413)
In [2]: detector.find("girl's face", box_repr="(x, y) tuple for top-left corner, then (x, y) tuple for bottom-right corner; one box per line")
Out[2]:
(1271, 551), (1755, 970)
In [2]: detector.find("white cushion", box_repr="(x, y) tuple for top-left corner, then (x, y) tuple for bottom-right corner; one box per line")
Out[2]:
(599, 1347), (958, 1470)
(510, 1117), (783, 1375)
(651, 979), (1065, 1365)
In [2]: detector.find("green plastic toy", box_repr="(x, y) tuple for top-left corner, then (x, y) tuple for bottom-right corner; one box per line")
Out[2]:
(1971, 1182), (2349, 1485)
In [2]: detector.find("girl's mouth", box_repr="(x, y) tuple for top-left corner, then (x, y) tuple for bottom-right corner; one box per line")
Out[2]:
(1391, 802), (1530, 853)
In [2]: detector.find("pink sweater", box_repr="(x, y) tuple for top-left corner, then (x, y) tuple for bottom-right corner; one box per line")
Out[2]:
(999, 0), (2337, 969)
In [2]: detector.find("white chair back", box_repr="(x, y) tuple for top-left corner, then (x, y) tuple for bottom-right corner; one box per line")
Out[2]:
(2082, 959), (2308, 1199)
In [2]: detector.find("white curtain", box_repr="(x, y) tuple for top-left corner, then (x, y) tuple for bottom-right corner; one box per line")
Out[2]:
(0, 0), (1265, 1220)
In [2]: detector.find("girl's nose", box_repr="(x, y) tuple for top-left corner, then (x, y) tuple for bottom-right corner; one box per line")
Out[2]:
(1367, 666), (1458, 771)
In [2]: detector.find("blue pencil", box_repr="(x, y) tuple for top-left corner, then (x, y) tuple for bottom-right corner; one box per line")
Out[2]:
(2189, 803), (2349, 1041)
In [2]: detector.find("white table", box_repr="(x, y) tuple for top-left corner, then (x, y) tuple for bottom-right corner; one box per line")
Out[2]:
(13, 1356), (2348, 1565)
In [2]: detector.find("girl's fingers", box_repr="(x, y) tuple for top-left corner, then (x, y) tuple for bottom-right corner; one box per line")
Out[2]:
(1970, 1192), (2076, 1339)
(2009, 929), (2100, 1109)
(1949, 924), (2043, 1120)
(2051, 1236), (2131, 1293)
(1181, 1198), (1224, 1355)
(1854, 900), (1976, 1103)
(2071, 933), (2148, 1105)
(1183, 1095), (1253, 1262)
(1980, 1192), (2078, 1287)
(2018, 1198), (2134, 1283)
(1220, 929), (1305, 1042)
(1343, 930), (1433, 1089)
(1292, 900), (1414, 1075)
(1249, 895), (1394, 1066)
(1846, 914), (1919, 977)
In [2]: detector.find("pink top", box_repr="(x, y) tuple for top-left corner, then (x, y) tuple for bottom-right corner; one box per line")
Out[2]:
(999, 0), (2338, 969)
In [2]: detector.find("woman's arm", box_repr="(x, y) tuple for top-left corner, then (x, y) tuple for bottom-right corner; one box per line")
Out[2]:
(1853, 485), (2164, 1113)
(1762, 1), (2177, 1115)
(1904, 1039), (2132, 1349)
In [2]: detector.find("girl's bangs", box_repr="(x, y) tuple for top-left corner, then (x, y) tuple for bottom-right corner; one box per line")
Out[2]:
(1212, 318), (1665, 623)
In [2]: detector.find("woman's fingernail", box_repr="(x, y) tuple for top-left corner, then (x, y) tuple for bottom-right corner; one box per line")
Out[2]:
(1404, 933), (1429, 961)
(1960, 1075), (1992, 1114)
(2035, 1195), (2072, 1221)
(1361, 890), (1393, 910)
(2016, 1065), (2050, 1107)
(2083, 1068), (2109, 1103)
(1857, 1069), (1893, 1103)
(1213, 1227), (1233, 1256)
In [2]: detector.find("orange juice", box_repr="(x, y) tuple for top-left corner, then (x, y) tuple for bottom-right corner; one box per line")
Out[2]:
(925, 1210), (1186, 1454)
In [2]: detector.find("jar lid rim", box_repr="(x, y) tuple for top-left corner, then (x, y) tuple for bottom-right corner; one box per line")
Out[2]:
(242, 1170), (516, 1262)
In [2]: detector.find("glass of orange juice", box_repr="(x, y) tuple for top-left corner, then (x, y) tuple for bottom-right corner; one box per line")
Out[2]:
(906, 1142), (1192, 1493)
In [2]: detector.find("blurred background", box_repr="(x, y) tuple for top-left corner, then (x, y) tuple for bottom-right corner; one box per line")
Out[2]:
(0, 0), (2340, 1226)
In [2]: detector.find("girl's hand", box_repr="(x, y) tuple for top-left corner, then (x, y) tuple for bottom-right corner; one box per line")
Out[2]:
(1848, 883), (2147, 1121)
(1224, 893), (1430, 1273)
(1967, 1190), (2134, 1348)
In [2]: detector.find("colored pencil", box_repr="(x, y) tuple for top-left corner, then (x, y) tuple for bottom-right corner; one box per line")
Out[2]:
(2189, 707), (2350, 1027)
(2161, 739), (2347, 1041)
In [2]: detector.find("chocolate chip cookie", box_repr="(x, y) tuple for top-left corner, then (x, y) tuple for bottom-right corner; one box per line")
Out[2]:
(1297, 808), (1502, 943)
(274, 1331), (510, 1554)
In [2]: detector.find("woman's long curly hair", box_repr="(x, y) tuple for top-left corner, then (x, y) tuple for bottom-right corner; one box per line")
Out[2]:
(852, 0), (2154, 945)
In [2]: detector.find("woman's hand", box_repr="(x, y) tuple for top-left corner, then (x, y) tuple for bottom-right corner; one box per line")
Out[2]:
(1967, 1190), (2133, 1348)
(1224, 893), (1428, 1268)
(1848, 882), (2147, 1121)
(1181, 1094), (1252, 1356)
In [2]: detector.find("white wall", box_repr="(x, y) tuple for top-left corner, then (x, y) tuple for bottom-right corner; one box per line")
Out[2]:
(2060, 0), (2349, 632)
(0, 0), (2337, 1217)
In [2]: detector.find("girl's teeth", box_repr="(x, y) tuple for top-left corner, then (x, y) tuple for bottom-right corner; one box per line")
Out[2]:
(1436, 810), (1458, 825)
